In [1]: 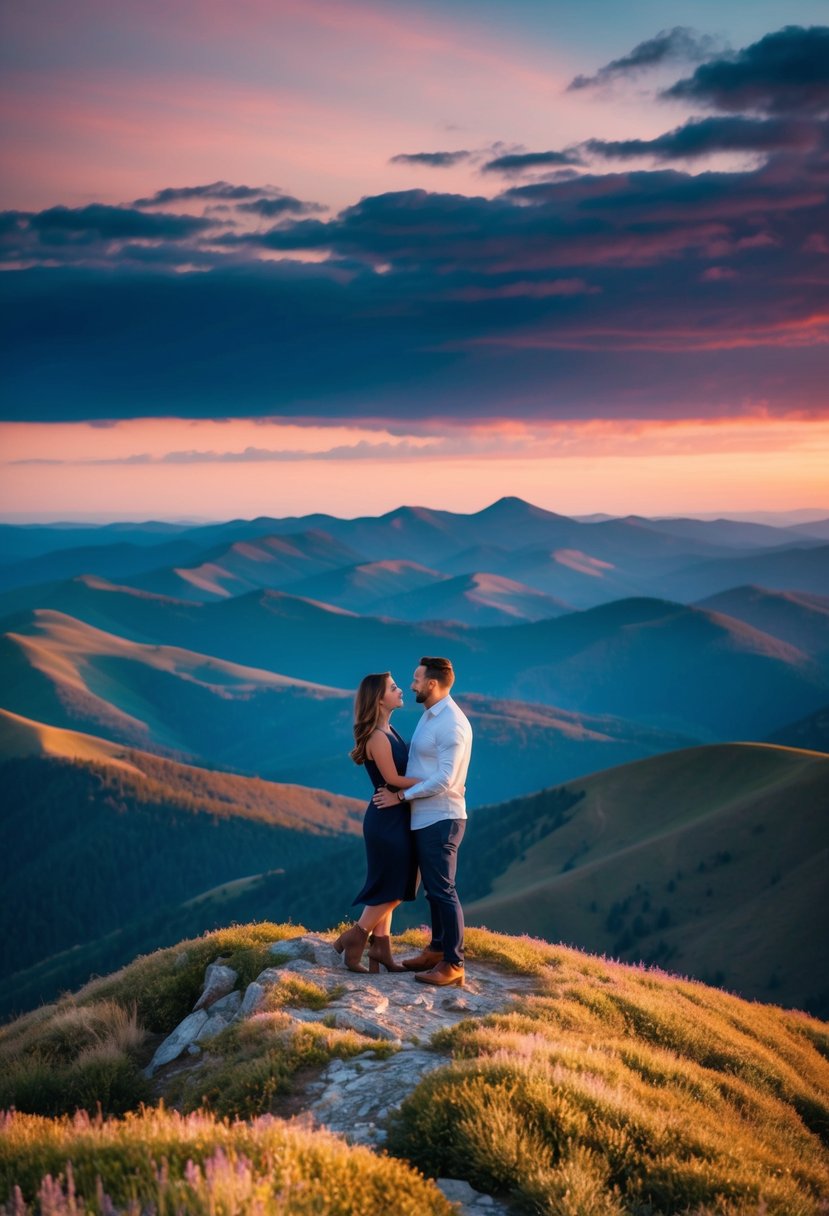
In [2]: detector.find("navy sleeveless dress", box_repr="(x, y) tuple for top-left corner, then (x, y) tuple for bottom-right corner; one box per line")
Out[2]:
(352, 727), (418, 905)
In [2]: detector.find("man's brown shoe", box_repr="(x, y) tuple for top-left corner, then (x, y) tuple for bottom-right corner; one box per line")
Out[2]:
(415, 961), (465, 987)
(401, 948), (444, 972)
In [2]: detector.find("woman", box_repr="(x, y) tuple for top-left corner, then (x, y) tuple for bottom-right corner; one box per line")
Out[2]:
(333, 672), (419, 973)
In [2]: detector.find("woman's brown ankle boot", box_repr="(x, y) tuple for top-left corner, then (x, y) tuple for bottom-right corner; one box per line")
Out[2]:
(333, 923), (369, 973)
(367, 934), (407, 972)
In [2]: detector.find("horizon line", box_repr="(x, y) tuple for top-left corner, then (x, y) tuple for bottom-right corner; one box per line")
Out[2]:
(1, 497), (828, 528)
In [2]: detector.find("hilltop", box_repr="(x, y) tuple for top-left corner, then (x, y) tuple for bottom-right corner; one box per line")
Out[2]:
(464, 742), (829, 1016)
(1, 923), (827, 1215)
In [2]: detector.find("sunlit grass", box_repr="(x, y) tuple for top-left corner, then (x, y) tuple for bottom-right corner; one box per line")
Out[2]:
(259, 975), (341, 1013)
(388, 929), (829, 1216)
(0, 923), (304, 1117)
(2, 922), (828, 1213)
(0, 1107), (452, 1215)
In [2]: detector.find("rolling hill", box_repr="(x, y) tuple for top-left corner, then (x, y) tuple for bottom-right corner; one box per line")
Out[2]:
(2, 584), (827, 741)
(696, 585), (829, 658)
(0, 612), (697, 803)
(462, 742), (829, 1016)
(0, 608), (352, 771)
(662, 542), (829, 601)
(2, 498), (784, 613)
(442, 543), (646, 609)
(129, 530), (366, 601)
(0, 708), (364, 1010)
(284, 559), (449, 613)
(6, 728), (826, 1021)
(0, 538), (204, 595)
(372, 571), (571, 625)
(495, 598), (829, 737)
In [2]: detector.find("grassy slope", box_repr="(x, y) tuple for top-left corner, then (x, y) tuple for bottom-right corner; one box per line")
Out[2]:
(0, 708), (363, 833)
(0, 924), (827, 1215)
(466, 743), (829, 1015)
(0, 608), (350, 765)
(0, 713), (363, 1010)
(9, 739), (827, 1025)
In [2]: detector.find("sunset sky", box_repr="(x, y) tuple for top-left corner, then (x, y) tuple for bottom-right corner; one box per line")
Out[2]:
(1, 1), (827, 520)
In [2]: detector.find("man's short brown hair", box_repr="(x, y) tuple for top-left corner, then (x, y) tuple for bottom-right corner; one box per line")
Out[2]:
(420, 656), (455, 688)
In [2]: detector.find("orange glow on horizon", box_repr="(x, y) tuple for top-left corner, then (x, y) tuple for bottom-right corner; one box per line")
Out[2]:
(2, 414), (827, 521)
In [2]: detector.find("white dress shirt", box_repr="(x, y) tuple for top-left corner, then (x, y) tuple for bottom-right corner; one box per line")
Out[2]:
(402, 695), (473, 830)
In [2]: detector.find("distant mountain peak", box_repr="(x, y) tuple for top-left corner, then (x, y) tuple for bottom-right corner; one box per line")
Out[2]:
(478, 496), (568, 521)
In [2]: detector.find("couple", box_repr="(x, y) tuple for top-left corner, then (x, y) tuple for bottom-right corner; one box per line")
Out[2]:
(333, 656), (473, 987)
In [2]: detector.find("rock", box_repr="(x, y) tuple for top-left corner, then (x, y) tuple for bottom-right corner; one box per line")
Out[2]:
(186, 1044), (201, 1056)
(209, 990), (242, 1017)
(331, 1010), (402, 1041)
(269, 935), (334, 966)
(442, 995), (472, 1012)
(437, 1179), (481, 1204)
(194, 963), (238, 1011)
(278, 959), (317, 975)
(192, 991), (241, 1043)
(435, 1179), (509, 1213)
(238, 981), (266, 1018)
(253, 967), (285, 987)
(144, 1010), (209, 1076)
(196, 1012), (231, 1042)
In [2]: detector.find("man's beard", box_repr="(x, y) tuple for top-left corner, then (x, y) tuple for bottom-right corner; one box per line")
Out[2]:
(415, 691), (428, 703)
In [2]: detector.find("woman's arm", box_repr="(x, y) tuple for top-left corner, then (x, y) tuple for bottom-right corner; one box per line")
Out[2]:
(365, 730), (418, 788)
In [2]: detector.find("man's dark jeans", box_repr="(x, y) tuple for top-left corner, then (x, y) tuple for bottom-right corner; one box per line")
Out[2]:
(414, 818), (466, 966)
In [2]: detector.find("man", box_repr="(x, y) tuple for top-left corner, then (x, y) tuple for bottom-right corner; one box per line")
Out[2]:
(372, 655), (473, 987)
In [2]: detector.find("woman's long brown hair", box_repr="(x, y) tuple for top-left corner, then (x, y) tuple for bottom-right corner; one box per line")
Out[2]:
(350, 671), (390, 765)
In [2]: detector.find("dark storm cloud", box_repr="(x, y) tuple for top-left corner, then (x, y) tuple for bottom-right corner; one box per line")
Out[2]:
(664, 26), (829, 115)
(390, 151), (471, 167)
(585, 116), (822, 161)
(2, 27), (828, 426)
(481, 150), (582, 175)
(3, 140), (827, 425)
(568, 26), (719, 91)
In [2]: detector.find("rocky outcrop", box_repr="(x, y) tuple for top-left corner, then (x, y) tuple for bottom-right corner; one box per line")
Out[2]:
(144, 934), (538, 1214)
